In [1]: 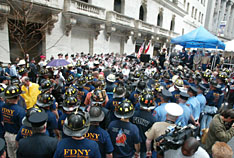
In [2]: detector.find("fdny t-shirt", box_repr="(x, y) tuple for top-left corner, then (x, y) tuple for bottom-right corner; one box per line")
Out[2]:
(85, 125), (114, 157)
(54, 137), (101, 158)
(108, 120), (141, 158)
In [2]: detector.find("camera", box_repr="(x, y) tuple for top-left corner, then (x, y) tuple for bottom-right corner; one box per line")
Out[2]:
(155, 124), (197, 155)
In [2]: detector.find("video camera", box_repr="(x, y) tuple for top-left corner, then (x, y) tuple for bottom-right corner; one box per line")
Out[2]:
(155, 124), (197, 155)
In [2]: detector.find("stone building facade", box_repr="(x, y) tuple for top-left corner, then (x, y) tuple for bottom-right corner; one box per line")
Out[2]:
(0, 0), (207, 62)
(205, 0), (234, 41)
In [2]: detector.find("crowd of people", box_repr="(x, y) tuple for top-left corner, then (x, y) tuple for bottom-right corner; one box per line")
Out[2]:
(0, 50), (233, 158)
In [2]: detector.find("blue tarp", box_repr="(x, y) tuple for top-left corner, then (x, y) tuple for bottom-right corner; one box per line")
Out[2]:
(171, 26), (225, 50)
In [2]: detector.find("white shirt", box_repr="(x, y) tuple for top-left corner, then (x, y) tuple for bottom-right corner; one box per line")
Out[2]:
(164, 147), (210, 158)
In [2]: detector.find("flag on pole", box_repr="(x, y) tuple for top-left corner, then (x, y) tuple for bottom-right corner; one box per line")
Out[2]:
(144, 41), (151, 54)
(137, 42), (145, 58)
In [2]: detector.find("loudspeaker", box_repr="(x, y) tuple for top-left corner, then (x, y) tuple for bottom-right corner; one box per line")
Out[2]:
(140, 54), (150, 63)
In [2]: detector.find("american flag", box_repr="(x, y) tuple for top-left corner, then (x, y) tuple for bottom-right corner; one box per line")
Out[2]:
(137, 42), (145, 58)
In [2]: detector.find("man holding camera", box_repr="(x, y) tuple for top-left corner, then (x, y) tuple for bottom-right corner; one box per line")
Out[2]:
(205, 109), (234, 154)
(145, 103), (183, 157)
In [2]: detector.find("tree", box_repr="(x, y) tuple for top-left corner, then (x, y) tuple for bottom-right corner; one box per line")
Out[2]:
(6, 0), (57, 62)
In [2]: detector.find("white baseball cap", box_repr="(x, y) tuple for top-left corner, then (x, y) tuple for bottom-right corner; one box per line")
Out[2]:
(165, 103), (183, 117)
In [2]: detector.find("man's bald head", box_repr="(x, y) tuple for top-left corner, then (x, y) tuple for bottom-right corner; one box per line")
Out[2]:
(181, 137), (199, 156)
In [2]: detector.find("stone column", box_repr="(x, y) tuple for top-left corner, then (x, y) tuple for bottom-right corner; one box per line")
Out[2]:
(216, 0), (227, 33)
(231, 6), (234, 37)
(120, 37), (125, 55)
(213, 0), (221, 33)
(89, 34), (94, 55)
(224, 1), (233, 35)
(205, 0), (216, 31)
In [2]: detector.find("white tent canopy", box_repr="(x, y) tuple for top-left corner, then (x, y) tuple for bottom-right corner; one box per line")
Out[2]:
(225, 39), (234, 51)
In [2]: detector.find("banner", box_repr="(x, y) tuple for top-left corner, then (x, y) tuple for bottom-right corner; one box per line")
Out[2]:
(137, 42), (145, 58)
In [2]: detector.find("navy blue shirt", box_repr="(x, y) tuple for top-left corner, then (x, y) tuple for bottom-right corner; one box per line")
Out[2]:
(45, 109), (58, 137)
(85, 125), (114, 157)
(58, 113), (69, 138)
(0, 100), (4, 138)
(108, 120), (141, 158)
(16, 125), (49, 142)
(54, 137), (101, 158)
(1, 103), (25, 134)
(84, 84), (95, 92)
(129, 90), (140, 105)
(131, 110), (156, 152)
(106, 98), (125, 121)
(77, 88), (88, 105)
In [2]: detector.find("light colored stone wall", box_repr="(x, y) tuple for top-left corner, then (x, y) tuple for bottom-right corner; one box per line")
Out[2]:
(0, 22), (10, 63)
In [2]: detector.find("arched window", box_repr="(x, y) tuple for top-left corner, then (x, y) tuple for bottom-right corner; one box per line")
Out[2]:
(139, 5), (145, 21)
(170, 17), (175, 31)
(157, 12), (163, 27)
(114, 0), (122, 13)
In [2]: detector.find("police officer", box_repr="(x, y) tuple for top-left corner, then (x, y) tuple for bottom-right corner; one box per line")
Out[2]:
(54, 108), (101, 158)
(16, 106), (45, 143)
(108, 99), (141, 158)
(17, 111), (58, 158)
(58, 96), (80, 138)
(200, 80), (220, 132)
(145, 103), (183, 158)
(177, 92), (192, 126)
(196, 83), (207, 114)
(85, 106), (114, 158)
(1, 85), (25, 158)
(131, 91), (156, 158)
(152, 88), (173, 122)
(36, 92), (60, 139)
(186, 86), (200, 126)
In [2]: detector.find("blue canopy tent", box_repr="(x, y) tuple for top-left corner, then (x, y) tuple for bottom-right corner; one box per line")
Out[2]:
(171, 26), (225, 50)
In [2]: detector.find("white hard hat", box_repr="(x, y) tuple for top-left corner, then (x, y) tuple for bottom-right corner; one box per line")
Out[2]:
(107, 74), (116, 82)
(165, 103), (183, 117)
(17, 59), (26, 66)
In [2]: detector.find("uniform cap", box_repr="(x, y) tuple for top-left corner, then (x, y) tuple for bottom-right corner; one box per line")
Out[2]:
(179, 92), (190, 100)
(161, 88), (172, 98)
(165, 103), (183, 117)
(198, 83), (206, 92)
(188, 86), (197, 94)
(28, 111), (48, 127)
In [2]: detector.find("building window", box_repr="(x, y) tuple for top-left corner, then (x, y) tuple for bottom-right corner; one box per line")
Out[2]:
(80, 0), (88, 3)
(182, 28), (184, 35)
(201, 14), (204, 24)
(198, 12), (201, 22)
(187, 3), (190, 12)
(191, 6), (194, 17)
(170, 16), (175, 31)
(184, 0), (186, 6)
(157, 12), (163, 27)
(203, 0), (206, 6)
(194, 9), (197, 19)
(114, 0), (122, 13)
(139, 5), (146, 21)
